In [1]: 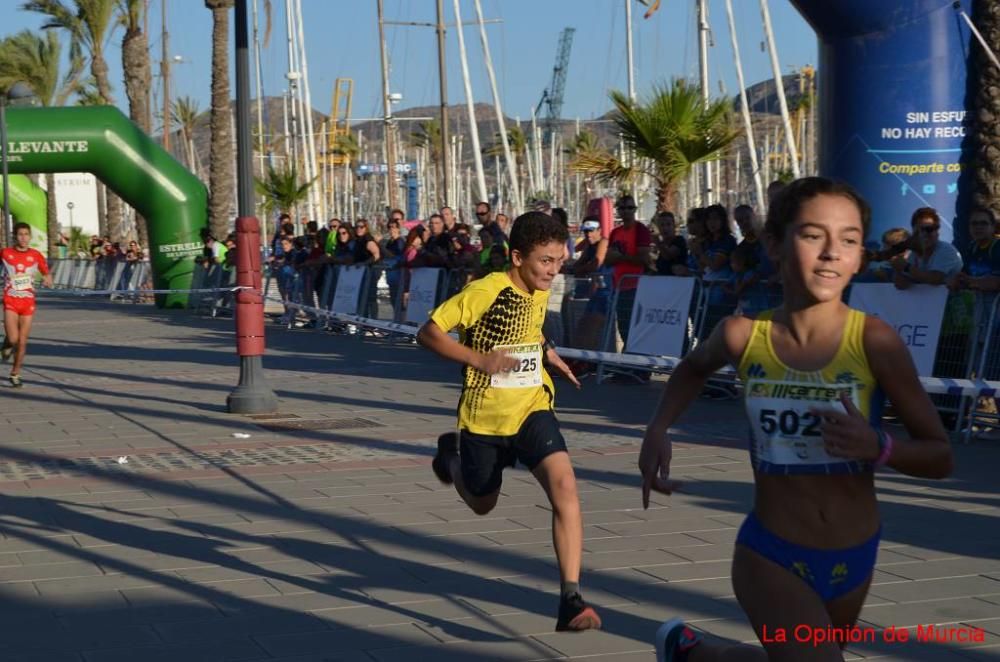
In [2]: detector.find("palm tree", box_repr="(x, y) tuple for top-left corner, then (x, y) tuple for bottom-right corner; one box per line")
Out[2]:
(118, 0), (152, 249)
(330, 132), (359, 165)
(171, 96), (202, 176)
(570, 80), (739, 212)
(24, 0), (125, 241)
(0, 30), (84, 257)
(485, 125), (528, 200)
(972, 1), (1000, 228)
(206, 0), (235, 243)
(564, 129), (601, 199)
(254, 164), (314, 219)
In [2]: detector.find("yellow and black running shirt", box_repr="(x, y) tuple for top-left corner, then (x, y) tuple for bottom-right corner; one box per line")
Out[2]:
(430, 271), (554, 436)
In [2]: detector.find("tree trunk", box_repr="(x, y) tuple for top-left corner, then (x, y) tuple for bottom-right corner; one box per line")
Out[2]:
(972, 0), (1000, 225)
(656, 181), (677, 213)
(123, 18), (152, 251)
(206, 0), (236, 242)
(97, 182), (108, 238)
(45, 173), (59, 258)
(92, 51), (125, 242)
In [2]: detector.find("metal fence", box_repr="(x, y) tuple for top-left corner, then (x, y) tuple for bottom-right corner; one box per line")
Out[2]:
(49, 258), (152, 301)
(46, 257), (1000, 440)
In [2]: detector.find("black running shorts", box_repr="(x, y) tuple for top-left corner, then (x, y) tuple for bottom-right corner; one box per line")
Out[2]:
(459, 410), (568, 497)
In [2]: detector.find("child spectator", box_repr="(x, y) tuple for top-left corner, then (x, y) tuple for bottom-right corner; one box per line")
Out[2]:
(652, 211), (688, 276)
(724, 243), (769, 316)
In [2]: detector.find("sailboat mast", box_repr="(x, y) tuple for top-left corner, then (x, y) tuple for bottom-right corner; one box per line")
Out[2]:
(698, 0), (712, 204)
(436, 0), (450, 206)
(377, 0), (398, 211)
(161, 0), (170, 151)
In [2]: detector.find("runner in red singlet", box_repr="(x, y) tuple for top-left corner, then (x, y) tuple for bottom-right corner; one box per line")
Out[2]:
(2, 223), (52, 387)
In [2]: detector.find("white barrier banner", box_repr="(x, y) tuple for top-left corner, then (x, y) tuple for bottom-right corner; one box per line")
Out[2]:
(847, 283), (948, 376)
(406, 268), (441, 324)
(332, 265), (366, 314)
(625, 276), (696, 357)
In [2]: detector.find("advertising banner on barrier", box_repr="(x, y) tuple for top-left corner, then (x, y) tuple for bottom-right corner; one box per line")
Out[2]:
(847, 283), (948, 376)
(332, 265), (366, 315)
(406, 268), (441, 324)
(625, 276), (696, 357)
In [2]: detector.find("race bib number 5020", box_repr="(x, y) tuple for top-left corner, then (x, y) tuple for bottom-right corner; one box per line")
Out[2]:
(744, 380), (856, 466)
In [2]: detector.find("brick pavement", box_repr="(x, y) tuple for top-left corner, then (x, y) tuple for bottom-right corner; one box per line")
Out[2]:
(0, 297), (996, 661)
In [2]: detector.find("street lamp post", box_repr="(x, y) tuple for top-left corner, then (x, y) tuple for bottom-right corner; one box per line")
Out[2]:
(66, 201), (75, 255)
(1, 82), (39, 245)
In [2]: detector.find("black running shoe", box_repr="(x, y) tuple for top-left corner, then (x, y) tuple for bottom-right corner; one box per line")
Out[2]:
(432, 432), (458, 485)
(555, 592), (601, 632)
(1, 343), (12, 363)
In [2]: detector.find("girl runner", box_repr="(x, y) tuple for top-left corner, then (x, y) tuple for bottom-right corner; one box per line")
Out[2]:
(640, 178), (953, 661)
(2, 223), (53, 387)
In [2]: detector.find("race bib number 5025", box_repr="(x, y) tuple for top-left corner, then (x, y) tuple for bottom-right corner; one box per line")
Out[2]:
(744, 380), (856, 466)
(490, 343), (543, 389)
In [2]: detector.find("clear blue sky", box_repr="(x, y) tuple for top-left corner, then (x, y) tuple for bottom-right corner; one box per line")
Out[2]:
(0, 0), (817, 123)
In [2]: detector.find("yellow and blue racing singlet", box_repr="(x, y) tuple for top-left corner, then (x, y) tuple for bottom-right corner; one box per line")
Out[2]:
(736, 308), (883, 475)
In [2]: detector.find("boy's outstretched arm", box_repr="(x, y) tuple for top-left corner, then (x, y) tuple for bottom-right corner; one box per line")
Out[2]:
(417, 321), (519, 374)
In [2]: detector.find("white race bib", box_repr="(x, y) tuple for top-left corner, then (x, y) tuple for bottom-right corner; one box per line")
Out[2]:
(744, 380), (855, 466)
(11, 274), (31, 292)
(490, 343), (543, 389)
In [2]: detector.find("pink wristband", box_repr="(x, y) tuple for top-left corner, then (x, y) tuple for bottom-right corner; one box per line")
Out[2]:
(874, 430), (894, 468)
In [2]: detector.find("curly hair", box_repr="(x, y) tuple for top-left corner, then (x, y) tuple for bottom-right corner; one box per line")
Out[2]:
(509, 211), (569, 256)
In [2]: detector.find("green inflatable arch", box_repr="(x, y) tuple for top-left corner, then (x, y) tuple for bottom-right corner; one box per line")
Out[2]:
(5, 105), (207, 307)
(9, 174), (47, 254)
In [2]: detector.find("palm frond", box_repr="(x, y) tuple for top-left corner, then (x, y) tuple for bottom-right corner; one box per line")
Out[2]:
(569, 148), (643, 187)
(254, 164), (316, 216)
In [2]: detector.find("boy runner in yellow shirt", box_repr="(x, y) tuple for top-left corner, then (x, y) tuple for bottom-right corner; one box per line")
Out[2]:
(417, 211), (601, 632)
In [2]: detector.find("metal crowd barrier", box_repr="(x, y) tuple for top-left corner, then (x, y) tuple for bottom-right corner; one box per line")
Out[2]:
(266, 263), (1000, 442)
(48, 258), (152, 302)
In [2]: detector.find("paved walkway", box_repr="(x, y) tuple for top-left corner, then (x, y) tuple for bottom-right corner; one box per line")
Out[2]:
(0, 297), (997, 661)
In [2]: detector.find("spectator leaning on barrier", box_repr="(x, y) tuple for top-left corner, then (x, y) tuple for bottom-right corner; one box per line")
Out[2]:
(605, 194), (652, 382)
(652, 211), (688, 276)
(949, 208), (1000, 400)
(949, 207), (1000, 340)
(893, 207), (962, 289)
(569, 217), (612, 373)
(330, 223), (356, 265)
(725, 242), (770, 316)
(895, 207), (965, 427)
(700, 204), (737, 284)
(734, 204), (774, 280)
(351, 219), (381, 266)
(403, 225), (425, 266)
(421, 213), (452, 267)
(683, 207), (708, 276)
(951, 208), (1000, 291)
